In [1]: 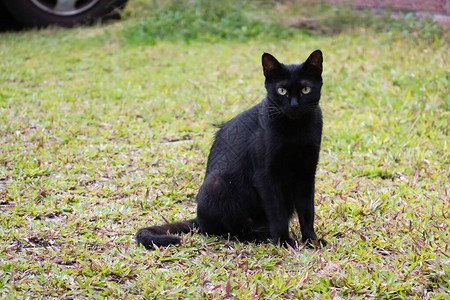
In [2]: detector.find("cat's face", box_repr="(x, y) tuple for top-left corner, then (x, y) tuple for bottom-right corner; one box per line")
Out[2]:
(262, 50), (323, 120)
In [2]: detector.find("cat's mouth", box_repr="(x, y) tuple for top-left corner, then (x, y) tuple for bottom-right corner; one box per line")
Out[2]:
(285, 103), (319, 119)
(285, 109), (303, 119)
(284, 107), (310, 119)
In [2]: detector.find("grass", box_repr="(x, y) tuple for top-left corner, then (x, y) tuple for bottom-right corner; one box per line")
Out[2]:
(0, 0), (449, 298)
(122, 0), (294, 44)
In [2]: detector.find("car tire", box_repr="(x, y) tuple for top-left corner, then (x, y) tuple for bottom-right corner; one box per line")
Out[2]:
(2, 0), (128, 28)
(0, 1), (21, 30)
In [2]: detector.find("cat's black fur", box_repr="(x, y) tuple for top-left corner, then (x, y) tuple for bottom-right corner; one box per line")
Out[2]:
(136, 50), (325, 249)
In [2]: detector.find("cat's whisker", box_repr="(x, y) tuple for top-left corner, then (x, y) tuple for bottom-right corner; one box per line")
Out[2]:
(299, 104), (319, 113)
(265, 105), (283, 119)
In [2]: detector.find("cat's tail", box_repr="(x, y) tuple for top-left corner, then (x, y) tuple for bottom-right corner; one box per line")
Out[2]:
(136, 218), (199, 249)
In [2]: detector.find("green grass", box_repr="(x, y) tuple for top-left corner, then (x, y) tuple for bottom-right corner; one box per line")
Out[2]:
(122, 0), (294, 44)
(0, 0), (449, 298)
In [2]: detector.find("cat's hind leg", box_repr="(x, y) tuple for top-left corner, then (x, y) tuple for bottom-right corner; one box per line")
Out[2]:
(195, 173), (231, 235)
(196, 173), (250, 237)
(238, 221), (271, 244)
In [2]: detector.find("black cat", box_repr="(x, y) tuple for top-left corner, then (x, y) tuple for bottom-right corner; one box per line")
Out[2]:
(136, 50), (325, 249)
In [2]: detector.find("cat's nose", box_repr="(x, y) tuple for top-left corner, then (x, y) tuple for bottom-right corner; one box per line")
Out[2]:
(290, 97), (300, 108)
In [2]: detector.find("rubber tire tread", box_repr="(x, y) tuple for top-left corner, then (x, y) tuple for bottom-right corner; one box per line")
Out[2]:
(2, 0), (128, 28)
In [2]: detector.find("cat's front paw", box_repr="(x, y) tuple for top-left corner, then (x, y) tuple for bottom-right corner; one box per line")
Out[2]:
(304, 238), (327, 249)
(277, 238), (298, 249)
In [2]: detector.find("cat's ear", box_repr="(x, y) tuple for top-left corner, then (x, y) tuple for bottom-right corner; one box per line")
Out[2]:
(304, 50), (323, 75)
(262, 53), (282, 78)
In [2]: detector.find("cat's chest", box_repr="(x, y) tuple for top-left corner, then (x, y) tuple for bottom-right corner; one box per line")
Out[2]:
(267, 133), (321, 181)
(271, 120), (321, 150)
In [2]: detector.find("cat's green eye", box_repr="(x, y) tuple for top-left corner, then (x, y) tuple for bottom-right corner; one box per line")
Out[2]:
(301, 86), (311, 94)
(277, 87), (287, 95)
